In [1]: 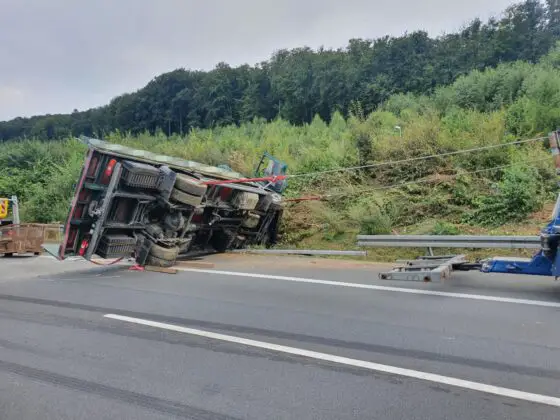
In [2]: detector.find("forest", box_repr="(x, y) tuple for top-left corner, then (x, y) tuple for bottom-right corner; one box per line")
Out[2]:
(2, 0), (560, 255)
(1, 0), (559, 141)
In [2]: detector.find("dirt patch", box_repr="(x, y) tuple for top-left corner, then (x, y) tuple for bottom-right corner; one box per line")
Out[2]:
(207, 253), (394, 271)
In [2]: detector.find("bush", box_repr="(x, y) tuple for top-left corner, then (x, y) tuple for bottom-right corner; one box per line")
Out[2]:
(347, 196), (398, 235)
(465, 165), (545, 227)
(431, 221), (461, 235)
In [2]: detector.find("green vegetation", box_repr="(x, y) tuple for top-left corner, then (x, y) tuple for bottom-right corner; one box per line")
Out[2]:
(1, 1), (560, 141)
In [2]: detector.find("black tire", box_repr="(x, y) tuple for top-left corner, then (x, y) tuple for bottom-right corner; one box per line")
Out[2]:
(4, 253), (14, 258)
(149, 243), (179, 261)
(145, 224), (164, 240)
(233, 192), (259, 210)
(179, 236), (194, 254)
(256, 194), (273, 212)
(170, 188), (203, 207)
(242, 213), (260, 229)
(210, 230), (236, 253)
(174, 174), (207, 196)
(145, 255), (176, 268)
(260, 232), (272, 248)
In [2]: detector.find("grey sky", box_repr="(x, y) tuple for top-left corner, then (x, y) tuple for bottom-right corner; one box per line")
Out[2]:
(0, 0), (518, 121)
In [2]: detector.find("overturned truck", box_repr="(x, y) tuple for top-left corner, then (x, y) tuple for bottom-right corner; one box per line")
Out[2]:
(57, 136), (286, 267)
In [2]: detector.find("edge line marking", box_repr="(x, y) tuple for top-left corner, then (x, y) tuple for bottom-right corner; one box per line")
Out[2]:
(175, 268), (560, 308)
(105, 313), (560, 408)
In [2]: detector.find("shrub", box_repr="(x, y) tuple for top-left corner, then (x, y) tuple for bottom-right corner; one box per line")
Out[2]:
(465, 165), (545, 227)
(431, 221), (461, 235)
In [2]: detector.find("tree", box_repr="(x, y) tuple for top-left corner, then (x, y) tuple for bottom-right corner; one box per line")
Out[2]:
(1, 0), (559, 142)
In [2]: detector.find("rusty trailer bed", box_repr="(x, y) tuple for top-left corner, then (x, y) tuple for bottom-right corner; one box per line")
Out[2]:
(0, 224), (46, 256)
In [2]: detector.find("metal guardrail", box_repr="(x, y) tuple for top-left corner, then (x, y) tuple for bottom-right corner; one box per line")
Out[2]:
(231, 249), (367, 257)
(357, 235), (541, 249)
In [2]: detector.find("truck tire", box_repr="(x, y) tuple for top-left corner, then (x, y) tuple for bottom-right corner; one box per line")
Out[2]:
(145, 255), (176, 268)
(174, 174), (207, 197)
(242, 213), (260, 229)
(145, 224), (164, 240)
(260, 232), (271, 248)
(210, 230), (236, 253)
(179, 236), (194, 254)
(256, 194), (273, 212)
(233, 192), (259, 210)
(149, 243), (179, 261)
(170, 188), (203, 207)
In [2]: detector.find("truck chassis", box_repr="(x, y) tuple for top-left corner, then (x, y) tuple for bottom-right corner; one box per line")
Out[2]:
(57, 136), (285, 267)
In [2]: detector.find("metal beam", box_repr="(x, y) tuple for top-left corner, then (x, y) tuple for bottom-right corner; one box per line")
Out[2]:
(231, 249), (367, 257)
(357, 235), (541, 249)
(379, 255), (468, 282)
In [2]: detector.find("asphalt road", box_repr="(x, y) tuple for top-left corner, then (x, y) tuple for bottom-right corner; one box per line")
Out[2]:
(1, 253), (560, 419)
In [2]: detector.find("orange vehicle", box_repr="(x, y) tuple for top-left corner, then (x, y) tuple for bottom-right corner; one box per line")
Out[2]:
(0, 196), (19, 228)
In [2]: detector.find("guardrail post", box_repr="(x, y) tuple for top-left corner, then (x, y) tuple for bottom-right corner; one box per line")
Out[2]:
(11, 196), (20, 225)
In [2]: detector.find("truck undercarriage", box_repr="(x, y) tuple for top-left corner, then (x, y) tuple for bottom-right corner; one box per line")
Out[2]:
(57, 136), (286, 267)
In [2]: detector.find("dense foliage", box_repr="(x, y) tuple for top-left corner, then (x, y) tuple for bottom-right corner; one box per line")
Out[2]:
(1, 0), (560, 141)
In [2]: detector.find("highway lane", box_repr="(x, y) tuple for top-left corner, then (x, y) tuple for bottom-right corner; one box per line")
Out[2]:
(1, 254), (560, 419)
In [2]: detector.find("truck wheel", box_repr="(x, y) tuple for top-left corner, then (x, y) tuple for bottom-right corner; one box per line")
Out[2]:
(145, 255), (176, 268)
(242, 213), (260, 229)
(149, 243), (179, 261)
(174, 174), (207, 197)
(210, 230), (235, 253)
(145, 224), (164, 240)
(260, 232), (272, 248)
(179, 236), (194, 254)
(233, 192), (259, 210)
(170, 188), (203, 207)
(256, 194), (273, 212)
(4, 253), (14, 258)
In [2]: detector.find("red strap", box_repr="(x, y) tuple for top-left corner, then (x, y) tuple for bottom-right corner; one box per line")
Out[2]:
(89, 257), (124, 266)
(202, 175), (287, 186)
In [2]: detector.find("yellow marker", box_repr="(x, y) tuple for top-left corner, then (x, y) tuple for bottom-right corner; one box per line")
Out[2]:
(0, 199), (7, 219)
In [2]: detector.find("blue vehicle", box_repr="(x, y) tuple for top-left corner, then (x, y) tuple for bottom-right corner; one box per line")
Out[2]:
(254, 152), (288, 194)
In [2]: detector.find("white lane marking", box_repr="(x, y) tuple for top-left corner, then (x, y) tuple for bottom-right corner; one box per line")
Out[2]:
(176, 268), (560, 309)
(105, 313), (560, 407)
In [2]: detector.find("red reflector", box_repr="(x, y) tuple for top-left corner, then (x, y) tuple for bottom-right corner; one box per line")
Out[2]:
(219, 188), (232, 201)
(78, 239), (89, 256)
(101, 159), (117, 184)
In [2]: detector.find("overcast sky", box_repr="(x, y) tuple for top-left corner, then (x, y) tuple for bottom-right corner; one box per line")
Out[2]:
(0, 0), (519, 121)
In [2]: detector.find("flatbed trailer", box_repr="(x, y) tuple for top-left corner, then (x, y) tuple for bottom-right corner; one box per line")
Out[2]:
(0, 224), (45, 257)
